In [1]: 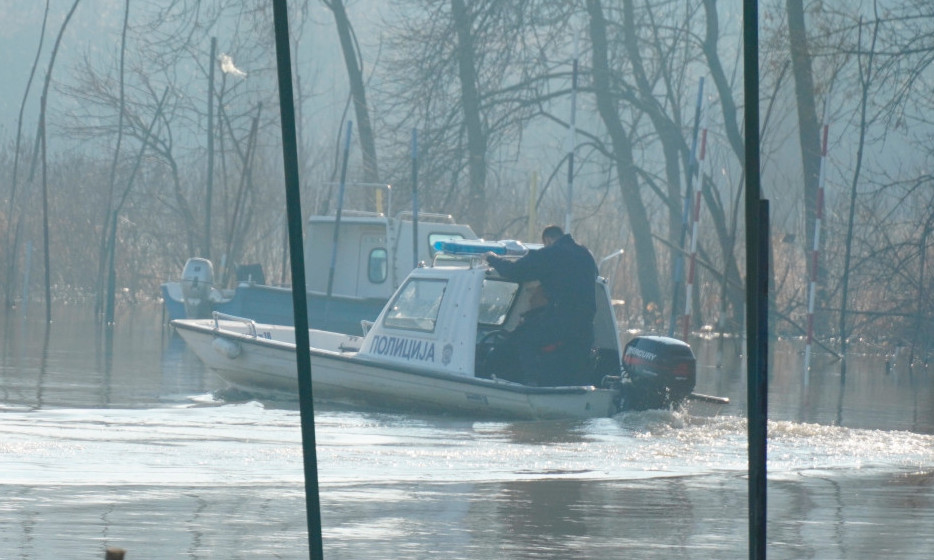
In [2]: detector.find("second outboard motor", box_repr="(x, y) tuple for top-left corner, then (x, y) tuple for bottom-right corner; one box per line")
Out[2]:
(620, 335), (696, 411)
(181, 257), (214, 318)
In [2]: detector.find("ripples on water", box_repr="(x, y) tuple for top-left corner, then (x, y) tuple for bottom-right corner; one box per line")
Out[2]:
(4, 402), (933, 483)
(1, 305), (933, 558)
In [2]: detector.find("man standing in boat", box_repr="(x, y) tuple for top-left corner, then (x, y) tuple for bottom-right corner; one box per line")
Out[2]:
(484, 225), (598, 386)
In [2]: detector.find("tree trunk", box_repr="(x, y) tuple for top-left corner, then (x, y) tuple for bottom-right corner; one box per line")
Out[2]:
(451, 0), (488, 234)
(700, 0), (748, 333)
(96, 0), (130, 320)
(620, 0), (691, 333)
(587, 0), (663, 326)
(701, 0), (744, 162)
(786, 0), (828, 336)
(840, 16), (878, 359)
(701, 175), (745, 333)
(328, 0), (380, 186)
(786, 0), (822, 258)
(36, 0), (82, 322)
(5, 1), (50, 309)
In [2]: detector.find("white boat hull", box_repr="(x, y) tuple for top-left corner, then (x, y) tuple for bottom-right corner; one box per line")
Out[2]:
(173, 319), (619, 420)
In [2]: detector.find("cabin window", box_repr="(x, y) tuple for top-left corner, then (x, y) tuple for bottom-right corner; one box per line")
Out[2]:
(478, 279), (519, 326)
(368, 248), (388, 283)
(428, 233), (466, 257)
(383, 278), (447, 332)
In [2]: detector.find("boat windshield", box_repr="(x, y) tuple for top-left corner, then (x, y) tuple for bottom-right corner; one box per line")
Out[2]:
(478, 279), (518, 326)
(383, 278), (447, 332)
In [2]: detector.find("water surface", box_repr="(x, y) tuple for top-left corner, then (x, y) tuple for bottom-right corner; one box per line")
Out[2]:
(1, 305), (932, 559)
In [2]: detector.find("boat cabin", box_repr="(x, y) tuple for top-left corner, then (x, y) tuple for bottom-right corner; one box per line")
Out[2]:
(163, 184), (477, 330)
(304, 211), (476, 301)
(356, 249), (622, 387)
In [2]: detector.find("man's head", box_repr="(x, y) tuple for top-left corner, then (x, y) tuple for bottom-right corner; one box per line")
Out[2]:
(541, 225), (564, 246)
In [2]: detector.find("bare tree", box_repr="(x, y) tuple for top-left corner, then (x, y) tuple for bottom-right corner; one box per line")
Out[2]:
(378, 0), (574, 234)
(586, 0), (663, 326)
(3, 0), (50, 310)
(786, 0), (823, 253)
(699, 0), (750, 333)
(324, 0), (380, 186)
(449, 0), (488, 232)
(97, 0), (131, 321)
(34, 0), (83, 322)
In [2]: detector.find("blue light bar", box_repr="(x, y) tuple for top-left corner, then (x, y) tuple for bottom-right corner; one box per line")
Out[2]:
(433, 239), (528, 256)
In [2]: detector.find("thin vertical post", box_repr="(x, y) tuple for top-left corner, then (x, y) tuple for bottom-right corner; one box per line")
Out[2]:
(40, 98), (51, 324)
(271, 2), (324, 558)
(564, 33), (579, 233)
(325, 121), (353, 322)
(668, 78), (705, 337)
(744, 1), (768, 559)
(682, 86), (707, 342)
(204, 37), (216, 260)
(528, 171), (538, 242)
(803, 97), (829, 386)
(105, 210), (117, 324)
(22, 240), (32, 317)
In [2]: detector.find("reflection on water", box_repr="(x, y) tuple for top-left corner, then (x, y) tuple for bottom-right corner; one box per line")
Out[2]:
(692, 335), (934, 434)
(1, 304), (933, 559)
(1, 304), (219, 410)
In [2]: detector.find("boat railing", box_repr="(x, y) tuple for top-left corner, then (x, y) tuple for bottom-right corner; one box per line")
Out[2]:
(212, 311), (258, 338)
(321, 182), (392, 216)
(394, 210), (457, 224)
(431, 253), (484, 269)
(336, 209), (386, 218)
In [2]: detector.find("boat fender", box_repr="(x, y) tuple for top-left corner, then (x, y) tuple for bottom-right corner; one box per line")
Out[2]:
(212, 337), (242, 359)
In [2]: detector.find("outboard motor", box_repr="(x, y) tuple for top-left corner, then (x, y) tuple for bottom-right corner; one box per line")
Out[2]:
(180, 257), (214, 318)
(620, 335), (696, 411)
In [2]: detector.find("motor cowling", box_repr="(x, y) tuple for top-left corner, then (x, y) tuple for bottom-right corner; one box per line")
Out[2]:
(620, 335), (696, 410)
(181, 258), (214, 318)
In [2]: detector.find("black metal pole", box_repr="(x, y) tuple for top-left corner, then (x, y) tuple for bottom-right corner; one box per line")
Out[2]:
(744, 1), (768, 559)
(751, 200), (769, 558)
(271, 2), (324, 559)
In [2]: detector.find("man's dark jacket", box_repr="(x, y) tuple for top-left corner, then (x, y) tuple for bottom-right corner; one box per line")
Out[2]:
(487, 234), (598, 336)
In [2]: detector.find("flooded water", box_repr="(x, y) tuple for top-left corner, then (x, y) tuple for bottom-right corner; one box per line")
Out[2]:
(1, 304), (933, 559)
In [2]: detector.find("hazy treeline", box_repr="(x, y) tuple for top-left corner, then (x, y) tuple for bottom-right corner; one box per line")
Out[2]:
(1, 0), (933, 352)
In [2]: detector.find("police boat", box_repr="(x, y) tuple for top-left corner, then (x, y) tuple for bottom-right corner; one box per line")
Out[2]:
(171, 240), (721, 419)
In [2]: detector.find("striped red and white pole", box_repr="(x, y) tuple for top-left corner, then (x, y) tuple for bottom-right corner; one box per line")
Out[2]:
(682, 113), (708, 342)
(804, 99), (830, 385)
